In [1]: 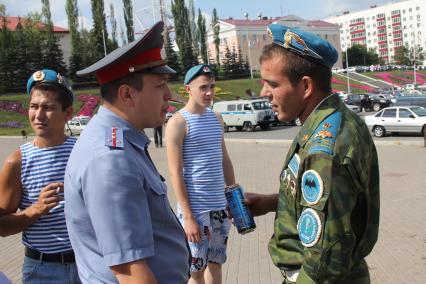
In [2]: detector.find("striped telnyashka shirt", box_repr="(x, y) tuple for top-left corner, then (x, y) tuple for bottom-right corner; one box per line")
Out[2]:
(19, 137), (76, 253)
(179, 108), (226, 214)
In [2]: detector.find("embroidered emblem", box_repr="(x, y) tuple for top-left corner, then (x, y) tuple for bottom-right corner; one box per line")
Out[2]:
(105, 127), (124, 148)
(297, 208), (322, 247)
(202, 66), (211, 73)
(290, 179), (297, 197)
(323, 122), (331, 128)
(301, 170), (323, 205)
(280, 168), (288, 182)
(33, 70), (45, 81)
(315, 130), (333, 139)
(288, 153), (300, 176)
(283, 29), (323, 60)
(302, 134), (309, 142)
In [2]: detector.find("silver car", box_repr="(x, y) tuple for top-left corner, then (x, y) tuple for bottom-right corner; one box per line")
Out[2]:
(364, 106), (426, 137)
(65, 116), (90, 136)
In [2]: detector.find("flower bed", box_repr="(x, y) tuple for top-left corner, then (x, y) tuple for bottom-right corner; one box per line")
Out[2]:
(331, 77), (375, 92)
(76, 94), (101, 117)
(0, 101), (27, 115)
(402, 72), (426, 84)
(0, 121), (24, 128)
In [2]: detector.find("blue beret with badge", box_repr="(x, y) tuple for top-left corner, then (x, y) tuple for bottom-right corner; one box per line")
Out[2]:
(77, 21), (175, 85)
(27, 69), (74, 103)
(184, 64), (213, 85)
(267, 23), (338, 68)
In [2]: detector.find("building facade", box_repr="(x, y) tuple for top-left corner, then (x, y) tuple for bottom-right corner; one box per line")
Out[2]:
(206, 15), (342, 71)
(325, 0), (426, 64)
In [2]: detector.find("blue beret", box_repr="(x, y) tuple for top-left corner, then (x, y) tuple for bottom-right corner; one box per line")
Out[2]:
(27, 69), (74, 102)
(77, 21), (175, 84)
(184, 64), (213, 85)
(267, 23), (338, 68)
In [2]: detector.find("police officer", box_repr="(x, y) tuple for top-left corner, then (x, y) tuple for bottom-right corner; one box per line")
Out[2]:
(244, 24), (380, 283)
(64, 22), (190, 283)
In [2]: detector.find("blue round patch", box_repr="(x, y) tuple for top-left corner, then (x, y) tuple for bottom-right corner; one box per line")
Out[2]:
(301, 170), (323, 205)
(297, 208), (322, 247)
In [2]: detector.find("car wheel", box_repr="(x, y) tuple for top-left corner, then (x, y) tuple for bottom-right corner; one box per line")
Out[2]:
(224, 123), (229, 133)
(373, 103), (381, 112)
(373, 126), (385, 137)
(243, 121), (255, 132)
(260, 123), (270, 130)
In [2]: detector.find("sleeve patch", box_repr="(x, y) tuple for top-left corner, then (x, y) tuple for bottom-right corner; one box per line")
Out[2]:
(297, 208), (322, 247)
(301, 170), (324, 205)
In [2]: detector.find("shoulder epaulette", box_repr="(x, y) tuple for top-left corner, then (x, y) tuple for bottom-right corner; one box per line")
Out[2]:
(105, 127), (124, 149)
(307, 111), (342, 155)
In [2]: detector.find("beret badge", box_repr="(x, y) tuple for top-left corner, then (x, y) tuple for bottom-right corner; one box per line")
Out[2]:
(33, 70), (45, 82)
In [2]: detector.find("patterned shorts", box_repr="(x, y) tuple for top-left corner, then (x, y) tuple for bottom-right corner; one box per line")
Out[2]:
(177, 209), (231, 272)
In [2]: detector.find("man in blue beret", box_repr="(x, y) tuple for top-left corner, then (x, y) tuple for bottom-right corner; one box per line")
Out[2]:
(64, 21), (190, 283)
(165, 64), (236, 284)
(0, 69), (81, 283)
(244, 24), (380, 283)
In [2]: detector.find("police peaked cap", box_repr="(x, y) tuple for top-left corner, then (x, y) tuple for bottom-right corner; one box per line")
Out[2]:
(77, 21), (175, 84)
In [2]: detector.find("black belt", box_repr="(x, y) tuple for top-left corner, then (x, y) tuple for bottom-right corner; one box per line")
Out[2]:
(25, 247), (75, 264)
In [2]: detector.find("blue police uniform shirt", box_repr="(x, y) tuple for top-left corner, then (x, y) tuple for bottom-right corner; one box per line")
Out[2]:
(65, 106), (190, 284)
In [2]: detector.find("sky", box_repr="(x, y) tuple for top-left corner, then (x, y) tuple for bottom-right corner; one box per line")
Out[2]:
(0, 0), (396, 40)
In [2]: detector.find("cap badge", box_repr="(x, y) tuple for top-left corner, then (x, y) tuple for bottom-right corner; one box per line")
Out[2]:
(33, 70), (45, 82)
(202, 66), (211, 73)
(315, 130), (333, 139)
(301, 170), (323, 205)
(283, 30), (323, 60)
(298, 208), (322, 247)
(129, 67), (135, 72)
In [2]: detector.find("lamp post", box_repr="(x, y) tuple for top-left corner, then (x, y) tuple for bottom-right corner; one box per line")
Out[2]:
(244, 12), (253, 79)
(101, 19), (108, 57)
(412, 28), (417, 85)
(345, 48), (351, 95)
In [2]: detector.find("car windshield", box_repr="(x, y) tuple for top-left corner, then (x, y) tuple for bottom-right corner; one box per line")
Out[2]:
(410, 107), (426, 116)
(252, 101), (271, 110)
(79, 118), (90, 125)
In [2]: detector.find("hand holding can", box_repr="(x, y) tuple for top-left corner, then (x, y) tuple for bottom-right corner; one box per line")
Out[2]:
(225, 184), (256, 234)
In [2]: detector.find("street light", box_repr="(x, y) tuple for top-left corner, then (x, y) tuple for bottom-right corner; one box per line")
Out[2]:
(345, 47), (351, 95)
(101, 25), (107, 57)
(244, 12), (253, 79)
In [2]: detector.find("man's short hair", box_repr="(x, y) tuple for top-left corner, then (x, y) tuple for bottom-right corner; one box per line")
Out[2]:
(260, 44), (332, 94)
(30, 84), (73, 111)
(100, 72), (145, 103)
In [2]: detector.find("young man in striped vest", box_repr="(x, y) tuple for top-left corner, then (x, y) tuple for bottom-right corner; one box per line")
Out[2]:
(0, 69), (81, 283)
(166, 64), (236, 284)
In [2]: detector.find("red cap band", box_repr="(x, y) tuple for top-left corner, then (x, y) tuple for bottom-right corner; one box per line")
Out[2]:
(96, 48), (163, 85)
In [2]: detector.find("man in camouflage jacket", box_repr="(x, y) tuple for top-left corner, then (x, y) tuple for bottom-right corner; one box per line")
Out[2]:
(245, 24), (380, 283)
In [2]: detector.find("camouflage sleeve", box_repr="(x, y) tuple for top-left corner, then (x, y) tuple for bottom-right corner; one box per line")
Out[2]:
(296, 152), (360, 283)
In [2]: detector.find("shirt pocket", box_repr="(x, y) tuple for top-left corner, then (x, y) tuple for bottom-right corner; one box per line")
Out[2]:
(148, 181), (175, 227)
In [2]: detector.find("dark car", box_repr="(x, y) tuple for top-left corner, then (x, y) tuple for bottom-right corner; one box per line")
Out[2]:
(345, 93), (392, 112)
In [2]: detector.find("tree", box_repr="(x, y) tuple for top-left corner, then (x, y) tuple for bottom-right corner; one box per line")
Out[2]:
(343, 44), (379, 67)
(109, 3), (118, 50)
(212, 9), (220, 68)
(197, 9), (207, 64)
(41, 0), (67, 75)
(123, 0), (134, 42)
(0, 14), (16, 91)
(171, 0), (197, 72)
(188, 0), (198, 57)
(164, 30), (181, 79)
(394, 45), (425, 66)
(66, 0), (84, 79)
(90, 0), (107, 61)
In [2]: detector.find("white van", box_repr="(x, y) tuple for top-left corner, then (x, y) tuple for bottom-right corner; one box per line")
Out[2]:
(65, 116), (90, 135)
(212, 99), (275, 132)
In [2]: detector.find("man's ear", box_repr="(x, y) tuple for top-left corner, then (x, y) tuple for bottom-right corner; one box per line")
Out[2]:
(117, 85), (135, 107)
(65, 106), (74, 121)
(185, 84), (191, 94)
(301, 76), (315, 100)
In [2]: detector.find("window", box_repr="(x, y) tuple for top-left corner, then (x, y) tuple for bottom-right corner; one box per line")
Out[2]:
(227, 105), (236, 111)
(416, 6), (419, 11)
(375, 110), (384, 117)
(399, 109), (412, 118)
(237, 104), (242, 111)
(244, 104), (251, 111)
(382, 109), (396, 118)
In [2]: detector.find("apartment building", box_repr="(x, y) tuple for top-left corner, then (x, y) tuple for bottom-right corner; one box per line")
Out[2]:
(325, 0), (426, 64)
(206, 15), (342, 70)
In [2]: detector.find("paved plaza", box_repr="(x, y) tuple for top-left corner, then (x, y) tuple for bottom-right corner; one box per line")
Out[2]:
(0, 137), (425, 283)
